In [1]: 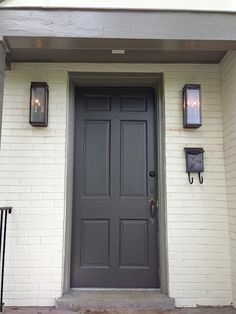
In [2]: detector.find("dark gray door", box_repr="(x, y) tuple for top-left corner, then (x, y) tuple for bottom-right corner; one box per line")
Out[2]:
(71, 87), (159, 288)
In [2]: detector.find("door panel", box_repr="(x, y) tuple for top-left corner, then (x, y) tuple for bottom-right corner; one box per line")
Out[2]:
(82, 120), (110, 197)
(81, 219), (110, 267)
(85, 95), (111, 111)
(120, 219), (149, 267)
(71, 87), (159, 288)
(120, 121), (147, 196)
(120, 96), (147, 111)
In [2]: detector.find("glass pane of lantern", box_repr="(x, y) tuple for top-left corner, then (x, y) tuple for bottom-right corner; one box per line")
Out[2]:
(30, 86), (46, 123)
(186, 88), (201, 125)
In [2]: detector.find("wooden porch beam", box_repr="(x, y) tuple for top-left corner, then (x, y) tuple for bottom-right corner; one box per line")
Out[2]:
(0, 9), (236, 41)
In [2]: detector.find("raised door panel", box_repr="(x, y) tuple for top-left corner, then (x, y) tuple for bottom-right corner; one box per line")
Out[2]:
(81, 219), (110, 267)
(120, 96), (147, 112)
(85, 95), (111, 111)
(120, 121), (147, 196)
(120, 220), (149, 268)
(82, 120), (110, 197)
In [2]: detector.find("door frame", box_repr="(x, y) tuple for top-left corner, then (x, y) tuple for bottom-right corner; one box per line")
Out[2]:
(63, 72), (168, 295)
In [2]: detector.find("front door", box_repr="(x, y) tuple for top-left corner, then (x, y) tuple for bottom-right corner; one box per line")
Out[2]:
(71, 87), (159, 288)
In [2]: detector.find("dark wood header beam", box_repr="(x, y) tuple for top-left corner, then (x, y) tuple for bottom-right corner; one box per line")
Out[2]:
(0, 9), (236, 41)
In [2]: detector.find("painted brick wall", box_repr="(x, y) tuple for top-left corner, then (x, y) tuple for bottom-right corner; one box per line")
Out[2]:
(163, 65), (232, 307)
(220, 52), (236, 307)
(0, 63), (232, 307)
(0, 43), (5, 140)
(1, 64), (68, 306)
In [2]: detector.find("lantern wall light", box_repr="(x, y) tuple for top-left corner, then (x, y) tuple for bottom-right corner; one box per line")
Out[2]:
(183, 84), (202, 128)
(29, 82), (49, 127)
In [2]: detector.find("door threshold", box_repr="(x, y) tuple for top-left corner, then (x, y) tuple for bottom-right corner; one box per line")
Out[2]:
(70, 288), (161, 291)
(57, 289), (175, 311)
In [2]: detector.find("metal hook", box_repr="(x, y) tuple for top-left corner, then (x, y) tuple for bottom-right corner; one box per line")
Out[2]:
(188, 172), (194, 184)
(198, 172), (203, 184)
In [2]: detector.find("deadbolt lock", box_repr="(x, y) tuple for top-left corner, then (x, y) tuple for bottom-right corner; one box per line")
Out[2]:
(149, 170), (156, 178)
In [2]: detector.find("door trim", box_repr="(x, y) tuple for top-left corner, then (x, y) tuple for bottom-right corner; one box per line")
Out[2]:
(63, 72), (168, 295)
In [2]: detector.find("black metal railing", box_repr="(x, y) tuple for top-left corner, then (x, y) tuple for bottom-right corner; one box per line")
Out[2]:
(0, 207), (12, 312)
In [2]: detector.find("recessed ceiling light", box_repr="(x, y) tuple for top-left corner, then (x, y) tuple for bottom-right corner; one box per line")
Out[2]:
(112, 49), (125, 55)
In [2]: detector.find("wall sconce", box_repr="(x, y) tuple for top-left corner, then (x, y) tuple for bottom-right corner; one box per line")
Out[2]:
(29, 82), (49, 127)
(183, 84), (202, 128)
(184, 147), (204, 184)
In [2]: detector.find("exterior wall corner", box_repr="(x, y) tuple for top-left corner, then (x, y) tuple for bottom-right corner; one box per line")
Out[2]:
(220, 52), (236, 307)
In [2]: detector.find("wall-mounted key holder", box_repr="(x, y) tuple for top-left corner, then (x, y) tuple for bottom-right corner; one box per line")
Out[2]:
(184, 147), (205, 184)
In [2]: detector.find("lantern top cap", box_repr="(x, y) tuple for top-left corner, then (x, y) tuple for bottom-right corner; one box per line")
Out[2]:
(30, 82), (49, 88)
(183, 84), (201, 90)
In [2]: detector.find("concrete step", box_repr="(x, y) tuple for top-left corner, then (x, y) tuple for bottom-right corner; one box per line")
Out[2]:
(56, 290), (175, 312)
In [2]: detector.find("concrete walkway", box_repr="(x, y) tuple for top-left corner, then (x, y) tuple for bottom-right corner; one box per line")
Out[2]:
(3, 307), (236, 314)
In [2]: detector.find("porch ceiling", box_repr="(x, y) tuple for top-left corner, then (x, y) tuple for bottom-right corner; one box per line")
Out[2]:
(4, 37), (229, 63)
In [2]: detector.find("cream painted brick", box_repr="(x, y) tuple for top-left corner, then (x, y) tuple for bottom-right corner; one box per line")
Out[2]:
(220, 52), (236, 307)
(0, 62), (232, 307)
(1, 65), (67, 306)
